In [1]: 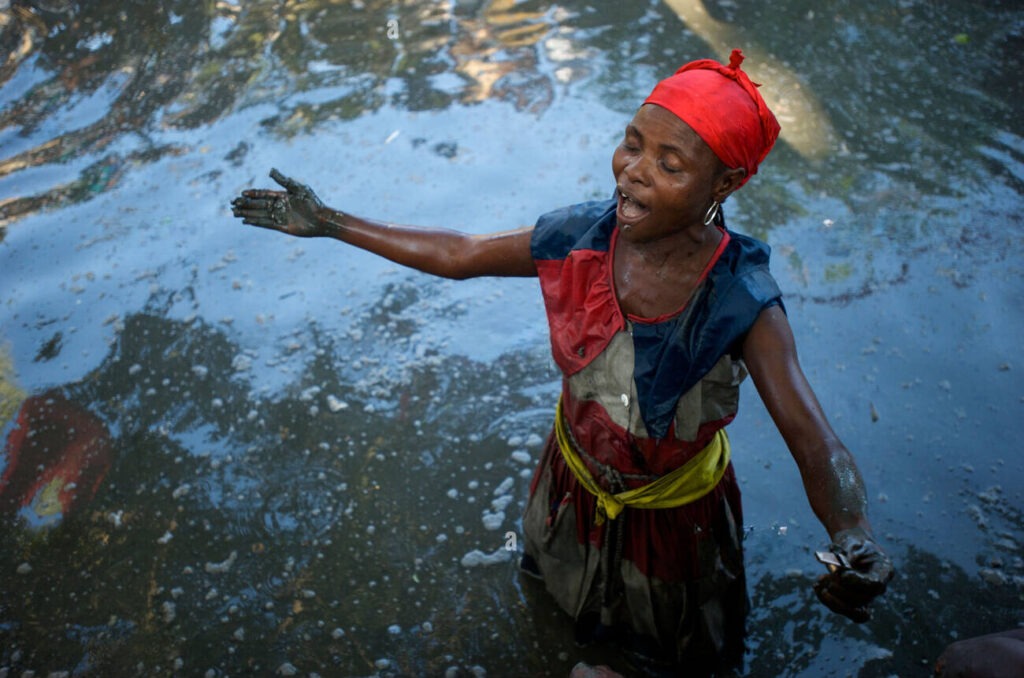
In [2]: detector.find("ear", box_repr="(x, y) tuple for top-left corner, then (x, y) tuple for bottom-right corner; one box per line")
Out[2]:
(713, 167), (747, 203)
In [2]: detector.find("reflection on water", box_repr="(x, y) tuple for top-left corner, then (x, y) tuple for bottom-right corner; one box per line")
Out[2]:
(1, 0), (1022, 675)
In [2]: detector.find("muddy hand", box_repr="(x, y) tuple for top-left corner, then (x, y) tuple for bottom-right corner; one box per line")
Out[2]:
(813, 527), (894, 623)
(230, 168), (327, 237)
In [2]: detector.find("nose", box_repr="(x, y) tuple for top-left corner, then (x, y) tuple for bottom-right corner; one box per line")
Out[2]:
(622, 152), (652, 187)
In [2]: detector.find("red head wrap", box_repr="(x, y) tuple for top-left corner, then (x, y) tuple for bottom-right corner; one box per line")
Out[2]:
(643, 49), (780, 187)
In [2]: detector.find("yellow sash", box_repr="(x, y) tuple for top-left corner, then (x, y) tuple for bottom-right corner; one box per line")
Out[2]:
(554, 396), (730, 524)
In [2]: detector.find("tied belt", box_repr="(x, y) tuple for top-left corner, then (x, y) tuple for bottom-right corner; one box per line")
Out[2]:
(554, 396), (730, 524)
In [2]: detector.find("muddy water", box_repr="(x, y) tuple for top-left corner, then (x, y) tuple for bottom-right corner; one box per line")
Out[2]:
(1, 1), (1022, 676)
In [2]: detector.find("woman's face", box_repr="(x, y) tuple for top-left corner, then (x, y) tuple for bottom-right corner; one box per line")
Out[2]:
(611, 104), (729, 242)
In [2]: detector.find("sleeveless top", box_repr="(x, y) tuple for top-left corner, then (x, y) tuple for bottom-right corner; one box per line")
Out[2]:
(531, 198), (782, 482)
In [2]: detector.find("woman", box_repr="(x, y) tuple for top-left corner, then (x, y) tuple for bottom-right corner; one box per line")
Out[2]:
(231, 50), (893, 674)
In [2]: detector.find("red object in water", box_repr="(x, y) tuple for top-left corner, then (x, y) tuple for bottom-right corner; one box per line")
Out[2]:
(1, 392), (112, 524)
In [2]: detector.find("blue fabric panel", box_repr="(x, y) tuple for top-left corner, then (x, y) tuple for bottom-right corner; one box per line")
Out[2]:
(531, 199), (616, 260)
(632, 233), (782, 438)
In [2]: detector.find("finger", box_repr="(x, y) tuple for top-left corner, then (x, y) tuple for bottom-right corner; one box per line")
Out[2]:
(820, 572), (882, 610)
(241, 189), (285, 199)
(814, 577), (871, 623)
(270, 168), (299, 192)
(835, 566), (891, 599)
(232, 198), (274, 212)
(242, 217), (283, 229)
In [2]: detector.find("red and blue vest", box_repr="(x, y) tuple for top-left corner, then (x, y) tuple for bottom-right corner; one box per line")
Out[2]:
(531, 199), (782, 478)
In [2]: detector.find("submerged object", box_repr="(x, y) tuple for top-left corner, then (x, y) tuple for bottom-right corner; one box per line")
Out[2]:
(0, 391), (112, 527)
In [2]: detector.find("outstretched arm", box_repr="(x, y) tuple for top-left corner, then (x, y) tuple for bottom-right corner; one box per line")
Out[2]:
(743, 305), (894, 622)
(231, 169), (537, 280)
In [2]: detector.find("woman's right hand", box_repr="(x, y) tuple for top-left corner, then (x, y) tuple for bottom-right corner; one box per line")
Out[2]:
(231, 169), (332, 238)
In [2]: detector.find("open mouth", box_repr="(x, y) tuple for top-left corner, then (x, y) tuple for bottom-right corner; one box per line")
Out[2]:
(617, 188), (649, 224)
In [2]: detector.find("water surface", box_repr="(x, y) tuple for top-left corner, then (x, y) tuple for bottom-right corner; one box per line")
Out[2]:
(1, 1), (1022, 675)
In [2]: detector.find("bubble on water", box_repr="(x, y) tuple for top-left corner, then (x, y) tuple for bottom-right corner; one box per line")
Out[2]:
(507, 435), (524, 447)
(327, 395), (348, 412)
(277, 662), (299, 676)
(493, 477), (514, 496)
(446, 488), (459, 499)
(161, 601), (176, 623)
(491, 495), (513, 513)
(16, 562), (32, 575)
(129, 363), (143, 375)
(157, 531), (173, 544)
(510, 450), (532, 464)
(481, 510), (504, 531)
(467, 480), (479, 490)
(300, 386), (321, 402)
(233, 627), (245, 641)
(192, 364), (209, 378)
(331, 627), (345, 639)
(525, 433), (544, 448)
(172, 484), (191, 499)
(387, 624), (401, 634)
(374, 658), (391, 670)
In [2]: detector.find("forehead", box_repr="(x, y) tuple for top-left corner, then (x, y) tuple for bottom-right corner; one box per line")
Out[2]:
(629, 104), (714, 158)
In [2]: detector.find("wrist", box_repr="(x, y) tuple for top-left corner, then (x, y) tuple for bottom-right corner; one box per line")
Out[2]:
(313, 205), (346, 238)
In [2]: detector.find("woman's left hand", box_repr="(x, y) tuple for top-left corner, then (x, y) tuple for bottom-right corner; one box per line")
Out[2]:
(813, 526), (895, 623)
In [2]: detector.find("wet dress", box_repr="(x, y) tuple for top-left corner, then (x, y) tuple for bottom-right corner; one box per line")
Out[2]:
(521, 199), (783, 672)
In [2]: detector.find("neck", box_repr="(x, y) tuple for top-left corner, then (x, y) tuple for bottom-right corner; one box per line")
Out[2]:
(622, 222), (720, 265)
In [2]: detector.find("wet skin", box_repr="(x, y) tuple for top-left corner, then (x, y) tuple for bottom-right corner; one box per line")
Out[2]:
(231, 106), (894, 622)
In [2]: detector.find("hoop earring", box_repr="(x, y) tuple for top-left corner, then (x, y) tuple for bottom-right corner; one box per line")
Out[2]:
(703, 200), (720, 226)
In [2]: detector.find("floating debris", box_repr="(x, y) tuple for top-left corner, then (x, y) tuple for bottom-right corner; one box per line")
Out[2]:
(16, 562), (32, 575)
(460, 548), (512, 567)
(231, 354), (252, 373)
(327, 395), (348, 412)
(277, 662), (299, 676)
(205, 551), (238, 574)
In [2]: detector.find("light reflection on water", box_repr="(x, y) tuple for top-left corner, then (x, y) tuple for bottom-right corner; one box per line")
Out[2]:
(1, 0), (1022, 675)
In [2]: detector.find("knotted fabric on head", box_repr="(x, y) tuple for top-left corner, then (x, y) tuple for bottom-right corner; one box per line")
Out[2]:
(643, 49), (780, 187)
